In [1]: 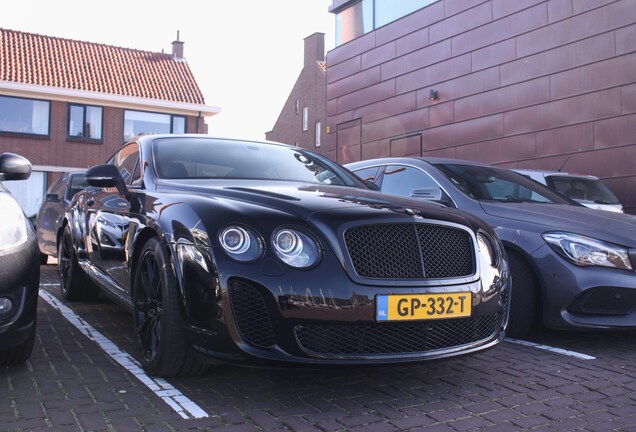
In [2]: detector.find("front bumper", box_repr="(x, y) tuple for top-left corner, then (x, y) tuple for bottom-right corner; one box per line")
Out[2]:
(0, 235), (40, 350)
(532, 244), (636, 330)
(184, 252), (510, 365)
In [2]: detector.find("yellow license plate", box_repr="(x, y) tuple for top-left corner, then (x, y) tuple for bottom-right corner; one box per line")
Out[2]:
(376, 293), (472, 321)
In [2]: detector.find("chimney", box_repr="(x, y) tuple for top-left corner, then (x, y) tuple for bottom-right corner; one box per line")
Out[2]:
(303, 32), (325, 69)
(172, 30), (184, 59)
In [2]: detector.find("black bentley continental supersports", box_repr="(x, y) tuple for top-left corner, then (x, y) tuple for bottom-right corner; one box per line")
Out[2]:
(60, 134), (510, 377)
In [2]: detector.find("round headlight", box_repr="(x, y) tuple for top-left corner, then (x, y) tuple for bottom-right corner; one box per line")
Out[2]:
(272, 228), (320, 268)
(219, 226), (263, 262)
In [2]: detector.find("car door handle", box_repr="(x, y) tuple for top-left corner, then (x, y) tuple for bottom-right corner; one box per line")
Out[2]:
(87, 198), (95, 207)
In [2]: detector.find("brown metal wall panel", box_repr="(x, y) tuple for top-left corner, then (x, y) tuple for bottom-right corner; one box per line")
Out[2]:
(329, 66), (382, 99)
(535, 124), (594, 157)
(326, 32), (376, 67)
(456, 134), (538, 164)
(445, 0), (490, 16)
(430, 3), (493, 44)
(623, 83), (636, 113)
(426, 114), (504, 150)
(337, 80), (396, 113)
(501, 32), (616, 86)
(395, 28), (429, 58)
(548, 0), (574, 22)
(417, 67), (500, 106)
(451, 4), (547, 56)
(504, 89), (621, 135)
(493, 0), (545, 18)
(550, 54), (636, 100)
(429, 101), (455, 128)
(396, 55), (472, 94)
(362, 108), (428, 143)
(617, 23), (636, 55)
(454, 78), (549, 122)
(517, 1), (636, 58)
(471, 39), (516, 72)
(354, 92), (417, 123)
(390, 134), (422, 157)
(362, 42), (396, 70)
(594, 114), (636, 149)
(360, 139), (383, 161)
(327, 56), (362, 85)
(574, 0), (617, 14)
(381, 40), (452, 81)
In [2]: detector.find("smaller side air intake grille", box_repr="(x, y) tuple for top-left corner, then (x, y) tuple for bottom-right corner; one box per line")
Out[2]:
(228, 280), (275, 349)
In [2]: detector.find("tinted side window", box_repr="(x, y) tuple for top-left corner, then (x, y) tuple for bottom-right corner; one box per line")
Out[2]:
(352, 166), (381, 184)
(380, 165), (438, 197)
(114, 143), (140, 185)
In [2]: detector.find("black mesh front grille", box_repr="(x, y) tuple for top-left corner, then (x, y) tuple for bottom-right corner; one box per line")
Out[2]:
(228, 281), (275, 348)
(294, 314), (501, 357)
(344, 223), (474, 279)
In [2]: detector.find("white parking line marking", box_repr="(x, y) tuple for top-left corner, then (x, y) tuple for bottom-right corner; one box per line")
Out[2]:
(38, 289), (210, 419)
(506, 338), (596, 360)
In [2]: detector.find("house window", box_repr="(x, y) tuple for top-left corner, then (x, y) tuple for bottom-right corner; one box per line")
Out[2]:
(0, 95), (50, 135)
(375, 0), (436, 27)
(123, 110), (186, 141)
(315, 122), (321, 147)
(302, 107), (309, 132)
(295, 99), (299, 114)
(68, 104), (103, 139)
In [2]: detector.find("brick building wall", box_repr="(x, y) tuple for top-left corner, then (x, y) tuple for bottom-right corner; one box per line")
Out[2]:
(266, 33), (327, 150)
(325, 0), (636, 213)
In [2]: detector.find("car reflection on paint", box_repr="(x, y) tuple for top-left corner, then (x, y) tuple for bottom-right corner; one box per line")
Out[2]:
(35, 170), (87, 264)
(59, 134), (510, 377)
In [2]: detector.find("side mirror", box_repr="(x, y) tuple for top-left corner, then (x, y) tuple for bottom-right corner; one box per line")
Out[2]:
(0, 152), (32, 181)
(85, 164), (130, 198)
(45, 193), (61, 203)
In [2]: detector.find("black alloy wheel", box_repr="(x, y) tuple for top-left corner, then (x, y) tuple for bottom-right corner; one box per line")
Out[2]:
(133, 237), (205, 377)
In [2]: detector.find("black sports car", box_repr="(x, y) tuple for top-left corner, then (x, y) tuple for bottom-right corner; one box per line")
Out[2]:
(60, 134), (510, 377)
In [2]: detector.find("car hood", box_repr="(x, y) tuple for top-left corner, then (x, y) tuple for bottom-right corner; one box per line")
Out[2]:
(159, 180), (483, 229)
(480, 201), (636, 246)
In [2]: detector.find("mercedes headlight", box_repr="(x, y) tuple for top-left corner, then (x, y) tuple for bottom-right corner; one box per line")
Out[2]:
(0, 194), (28, 251)
(542, 232), (633, 270)
(219, 226), (263, 262)
(272, 228), (321, 269)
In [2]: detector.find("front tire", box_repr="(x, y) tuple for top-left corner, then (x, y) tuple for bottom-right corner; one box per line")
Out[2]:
(0, 318), (36, 366)
(133, 237), (205, 377)
(506, 251), (537, 338)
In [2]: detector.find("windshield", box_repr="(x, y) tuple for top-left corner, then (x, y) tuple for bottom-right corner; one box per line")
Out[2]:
(546, 176), (621, 205)
(152, 137), (367, 188)
(433, 163), (575, 204)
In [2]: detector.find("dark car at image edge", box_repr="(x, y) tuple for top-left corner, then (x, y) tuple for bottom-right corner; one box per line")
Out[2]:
(58, 134), (511, 377)
(346, 157), (636, 337)
(0, 152), (40, 365)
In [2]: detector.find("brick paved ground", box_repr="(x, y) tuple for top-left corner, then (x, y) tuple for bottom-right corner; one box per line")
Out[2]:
(2, 265), (636, 431)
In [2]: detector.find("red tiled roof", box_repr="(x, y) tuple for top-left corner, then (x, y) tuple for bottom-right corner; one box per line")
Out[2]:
(0, 28), (205, 105)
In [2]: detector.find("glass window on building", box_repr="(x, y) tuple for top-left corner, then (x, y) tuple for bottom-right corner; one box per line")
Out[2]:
(69, 104), (103, 139)
(124, 110), (186, 142)
(303, 107), (309, 132)
(375, 0), (437, 27)
(335, 0), (439, 45)
(0, 95), (50, 135)
(315, 121), (321, 147)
